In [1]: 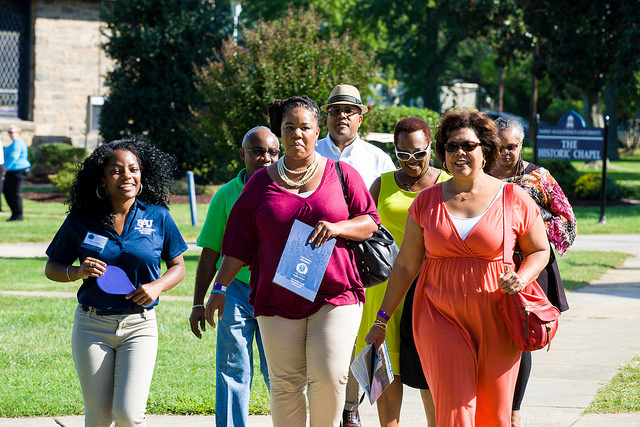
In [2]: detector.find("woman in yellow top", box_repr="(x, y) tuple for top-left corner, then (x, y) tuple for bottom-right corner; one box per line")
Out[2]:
(355, 117), (450, 426)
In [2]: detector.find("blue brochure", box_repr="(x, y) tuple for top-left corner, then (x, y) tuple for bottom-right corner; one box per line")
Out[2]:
(273, 220), (336, 302)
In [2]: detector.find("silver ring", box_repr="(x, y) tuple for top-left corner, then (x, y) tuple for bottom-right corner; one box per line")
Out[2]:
(90, 262), (93, 268)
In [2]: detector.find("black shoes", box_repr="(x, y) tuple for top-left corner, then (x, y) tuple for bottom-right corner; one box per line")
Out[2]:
(341, 409), (361, 427)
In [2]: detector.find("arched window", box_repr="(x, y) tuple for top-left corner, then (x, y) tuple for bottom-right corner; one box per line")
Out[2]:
(0, 0), (30, 119)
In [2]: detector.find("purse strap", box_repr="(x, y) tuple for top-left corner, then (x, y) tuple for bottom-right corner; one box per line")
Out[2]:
(503, 183), (514, 265)
(335, 161), (348, 202)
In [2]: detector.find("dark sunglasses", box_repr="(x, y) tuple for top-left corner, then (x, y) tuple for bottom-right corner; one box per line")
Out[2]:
(395, 147), (430, 162)
(327, 107), (360, 118)
(247, 147), (279, 158)
(500, 144), (519, 152)
(443, 141), (481, 153)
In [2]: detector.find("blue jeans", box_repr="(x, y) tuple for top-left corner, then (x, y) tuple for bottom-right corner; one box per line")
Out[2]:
(215, 279), (269, 427)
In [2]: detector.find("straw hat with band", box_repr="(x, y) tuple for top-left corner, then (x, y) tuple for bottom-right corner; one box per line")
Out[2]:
(321, 84), (368, 114)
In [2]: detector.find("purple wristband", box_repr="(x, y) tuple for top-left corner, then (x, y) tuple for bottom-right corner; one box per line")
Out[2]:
(210, 282), (227, 294)
(377, 309), (390, 322)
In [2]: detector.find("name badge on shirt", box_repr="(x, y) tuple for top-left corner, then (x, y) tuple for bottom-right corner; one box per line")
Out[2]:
(81, 232), (109, 253)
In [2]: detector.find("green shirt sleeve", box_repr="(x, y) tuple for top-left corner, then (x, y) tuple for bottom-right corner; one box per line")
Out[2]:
(196, 170), (251, 284)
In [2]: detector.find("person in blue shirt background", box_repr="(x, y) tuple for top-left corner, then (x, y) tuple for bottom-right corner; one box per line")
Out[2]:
(3, 125), (31, 221)
(45, 137), (187, 426)
(0, 133), (4, 212)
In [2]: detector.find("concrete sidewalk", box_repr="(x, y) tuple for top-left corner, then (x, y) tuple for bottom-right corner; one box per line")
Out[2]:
(2, 234), (640, 426)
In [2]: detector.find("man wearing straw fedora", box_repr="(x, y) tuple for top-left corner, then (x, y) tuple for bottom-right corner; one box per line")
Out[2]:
(318, 84), (395, 427)
(317, 84), (395, 189)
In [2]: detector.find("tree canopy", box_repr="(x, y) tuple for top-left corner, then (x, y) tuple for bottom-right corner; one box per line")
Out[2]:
(100, 0), (231, 174)
(192, 8), (377, 183)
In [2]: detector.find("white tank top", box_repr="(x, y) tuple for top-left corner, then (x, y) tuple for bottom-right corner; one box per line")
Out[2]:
(449, 185), (504, 240)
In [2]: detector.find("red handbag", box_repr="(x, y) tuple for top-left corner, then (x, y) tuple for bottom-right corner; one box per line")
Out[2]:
(498, 184), (560, 352)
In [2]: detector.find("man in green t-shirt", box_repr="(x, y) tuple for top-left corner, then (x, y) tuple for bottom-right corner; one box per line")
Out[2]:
(189, 126), (279, 427)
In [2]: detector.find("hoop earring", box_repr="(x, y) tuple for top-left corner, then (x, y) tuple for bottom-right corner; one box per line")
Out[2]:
(137, 184), (143, 196)
(442, 162), (449, 173)
(481, 159), (486, 169)
(96, 186), (107, 200)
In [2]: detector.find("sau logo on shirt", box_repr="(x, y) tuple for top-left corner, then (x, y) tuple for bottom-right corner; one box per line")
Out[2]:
(135, 219), (156, 236)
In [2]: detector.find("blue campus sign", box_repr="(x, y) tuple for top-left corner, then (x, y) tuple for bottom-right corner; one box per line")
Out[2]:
(536, 111), (603, 161)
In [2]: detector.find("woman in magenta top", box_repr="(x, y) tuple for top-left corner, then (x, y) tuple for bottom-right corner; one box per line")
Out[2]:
(206, 96), (379, 426)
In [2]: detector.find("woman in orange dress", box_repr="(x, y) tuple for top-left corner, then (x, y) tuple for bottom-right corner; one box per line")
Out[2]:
(366, 110), (550, 426)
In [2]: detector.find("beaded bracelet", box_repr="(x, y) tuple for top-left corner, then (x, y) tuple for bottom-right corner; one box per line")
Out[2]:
(66, 265), (73, 282)
(210, 282), (227, 295)
(377, 309), (390, 322)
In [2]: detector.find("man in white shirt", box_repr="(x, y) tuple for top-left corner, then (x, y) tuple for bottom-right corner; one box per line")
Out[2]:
(316, 84), (395, 189)
(317, 85), (395, 427)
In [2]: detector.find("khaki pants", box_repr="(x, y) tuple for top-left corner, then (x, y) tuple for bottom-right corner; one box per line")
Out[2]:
(258, 303), (362, 427)
(72, 305), (158, 427)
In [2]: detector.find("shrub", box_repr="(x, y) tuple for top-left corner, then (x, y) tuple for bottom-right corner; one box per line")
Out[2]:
(50, 162), (77, 197)
(573, 173), (631, 200)
(31, 143), (88, 180)
(361, 105), (441, 135)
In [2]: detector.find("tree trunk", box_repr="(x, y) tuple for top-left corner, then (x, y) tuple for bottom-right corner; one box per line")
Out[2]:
(582, 94), (591, 126)
(604, 82), (620, 160)
(529, 44), (539, 162)
(497, 67), (504, 113)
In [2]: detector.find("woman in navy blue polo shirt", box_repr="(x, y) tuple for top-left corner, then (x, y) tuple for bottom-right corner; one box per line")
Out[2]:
(45, 137), (187, 426)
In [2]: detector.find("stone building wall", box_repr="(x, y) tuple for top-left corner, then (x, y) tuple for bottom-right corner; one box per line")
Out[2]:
(31, 0), (111, 149)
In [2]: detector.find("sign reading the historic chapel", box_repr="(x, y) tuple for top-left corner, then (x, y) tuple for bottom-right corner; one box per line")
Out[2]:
(536, 111), (603, 161)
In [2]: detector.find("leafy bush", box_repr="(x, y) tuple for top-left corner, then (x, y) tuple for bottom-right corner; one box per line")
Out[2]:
(537, 158), (581, 195)
(361, 105), (441, 135)
(31, 143), (88, 177)
(50, 162), (77, 197)
(193, 8), (377, 183)
(573, 173), (631, 200)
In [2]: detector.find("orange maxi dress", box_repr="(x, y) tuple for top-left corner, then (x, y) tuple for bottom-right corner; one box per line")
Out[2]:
(408, 183), (539, 427)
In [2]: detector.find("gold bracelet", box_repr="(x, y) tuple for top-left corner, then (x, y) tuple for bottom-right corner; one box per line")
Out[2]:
(373, 320), (387, 330)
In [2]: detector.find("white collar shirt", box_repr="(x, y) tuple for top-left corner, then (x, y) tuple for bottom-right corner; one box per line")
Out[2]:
(315, 133), (396, 189)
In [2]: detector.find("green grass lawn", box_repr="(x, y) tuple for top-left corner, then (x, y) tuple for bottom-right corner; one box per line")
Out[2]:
(0, 295), (269, 417)
(574, 204), (640, 234)
(586, 355), (640, 414)
(556, 250), (630, 291)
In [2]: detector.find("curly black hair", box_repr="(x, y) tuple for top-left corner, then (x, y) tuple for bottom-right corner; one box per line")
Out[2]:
(67, 137), (177, 229)
(267, 96), (320, 137)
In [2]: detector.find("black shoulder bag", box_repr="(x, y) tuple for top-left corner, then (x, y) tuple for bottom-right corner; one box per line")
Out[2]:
(335, 161), (399, 287)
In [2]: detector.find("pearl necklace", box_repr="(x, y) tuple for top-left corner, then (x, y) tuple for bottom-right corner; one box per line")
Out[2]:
(282, 160), (307, 175)
(277, 154), (320, 188)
